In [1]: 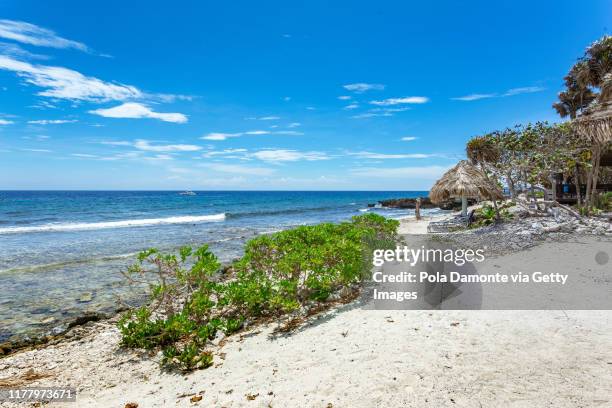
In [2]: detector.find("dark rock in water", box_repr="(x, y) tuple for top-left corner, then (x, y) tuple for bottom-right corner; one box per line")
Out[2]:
(67, 312), (106, 329)
(378, 197), (476, 211)
(367, 203), (375, 208)
(378, 197), (437, 209)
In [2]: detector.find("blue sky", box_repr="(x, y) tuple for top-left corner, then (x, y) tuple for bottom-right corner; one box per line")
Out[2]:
(0, 0), (609, 190)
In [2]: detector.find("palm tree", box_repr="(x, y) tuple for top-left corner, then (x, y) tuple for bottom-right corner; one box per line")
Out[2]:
(582, 36), (612, 92)
(553, 86), (596, 120)
(554, 35), (612, 209)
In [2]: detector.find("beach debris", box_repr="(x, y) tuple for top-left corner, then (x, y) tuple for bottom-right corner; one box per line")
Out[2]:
(450, 322), (460, 327)
(124, 403), (139, 408)
(190, 394), (203, 403)
(246, 392), (259, 400)
(341, 330), (349, 337)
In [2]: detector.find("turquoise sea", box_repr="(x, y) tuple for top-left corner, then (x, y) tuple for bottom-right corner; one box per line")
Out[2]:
(0, 190), (441, 342)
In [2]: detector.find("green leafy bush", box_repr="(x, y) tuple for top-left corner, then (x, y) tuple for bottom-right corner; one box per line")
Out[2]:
(118, 214), (399, 370)
(470, 204), (514, 228)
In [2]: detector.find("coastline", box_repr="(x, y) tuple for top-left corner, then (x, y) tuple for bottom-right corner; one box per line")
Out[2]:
(1, 214), (610, 407)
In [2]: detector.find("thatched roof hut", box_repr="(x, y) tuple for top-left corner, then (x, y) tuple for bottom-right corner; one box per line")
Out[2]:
(429, 160), (503, 215)
(573, 100), (612, 146)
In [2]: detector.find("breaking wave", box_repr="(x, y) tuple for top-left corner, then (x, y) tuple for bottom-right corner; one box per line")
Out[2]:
(0, 213), (226, 235)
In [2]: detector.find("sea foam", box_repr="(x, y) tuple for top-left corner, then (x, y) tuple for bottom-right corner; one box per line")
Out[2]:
(0, 213), (226, 234)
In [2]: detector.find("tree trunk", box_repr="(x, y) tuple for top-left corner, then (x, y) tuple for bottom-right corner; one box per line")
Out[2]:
(506, 172), (516, 200)
(585, 163), (593, 208)
(551, 176), (557, 202)
(415, 197), (421, 220)
(589, 144), (602, 208)
(461, 195), (467, 217)
(574, 163), (582, 206)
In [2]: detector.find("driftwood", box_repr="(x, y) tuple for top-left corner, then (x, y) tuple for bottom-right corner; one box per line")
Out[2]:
(552, 201), (582, 219)
(515, 198), (582, 220)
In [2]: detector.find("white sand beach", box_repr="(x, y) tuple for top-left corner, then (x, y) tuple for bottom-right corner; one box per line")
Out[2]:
(2, 309), (610, 407)
(2, 230), (611, 408)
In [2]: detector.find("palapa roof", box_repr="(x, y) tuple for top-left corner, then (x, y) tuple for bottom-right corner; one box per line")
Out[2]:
(573, 98), (612, 146)
(429, 160), (503, 204)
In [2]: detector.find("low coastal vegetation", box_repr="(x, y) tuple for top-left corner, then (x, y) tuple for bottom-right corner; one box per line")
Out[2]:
(118, 213), (399, 370)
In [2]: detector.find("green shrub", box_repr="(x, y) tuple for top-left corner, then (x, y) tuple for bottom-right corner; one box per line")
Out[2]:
(470, 204), (513, 228)
(118, 214), (399, 371)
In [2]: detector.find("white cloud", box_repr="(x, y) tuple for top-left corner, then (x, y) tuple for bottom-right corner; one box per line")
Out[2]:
(71, 153), (98, 158)
(401, 136), (418, 141)
(201, 163), (275, 176)
(252, 149), (329, 162)
(202, 129), (302, 141)
(201, 132), (243, 141)
(143, 154), (174, 161)
(349, 151), (432, 159)
(351, 112), (393, 119)
(201, 148), (248, 158)
(338, 95), (352, 100)
(0, 119), (14, 125)
(0, 41), (49, 60)
(0, 55), (142, 102)
(452, 86), (545, 101)
(503, 86), (545, 96)
(0, 20), (89, 51)
(28, 119), (77, 124)
(287, 122), (301, 128)
(99, 140), (132, 146)
(350, 165), (450, 178)
(376, 107), (411, 113)
(89, 103), (187, 123)
(133, 139), (201, 152)
(451, 93), (497, 101)
(245, 130), (271, 135)
(20, 148), (51, 153)
(343, 83), (385, 93)
(370, 96), (429, 106)
(247, 116), (280, 121)
(344, 103), (359, 110)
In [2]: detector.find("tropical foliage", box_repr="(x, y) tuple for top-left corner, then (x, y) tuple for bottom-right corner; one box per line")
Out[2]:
(118, 213), (399, 370)
(464, 35), (611, 212)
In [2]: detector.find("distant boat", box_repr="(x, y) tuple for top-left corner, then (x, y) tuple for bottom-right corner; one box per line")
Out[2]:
(179, 191), (196, 196)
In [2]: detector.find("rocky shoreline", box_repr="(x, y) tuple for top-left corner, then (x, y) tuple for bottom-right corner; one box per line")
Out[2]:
(371, 196), (476, 211)
(436, 205), (611, 256)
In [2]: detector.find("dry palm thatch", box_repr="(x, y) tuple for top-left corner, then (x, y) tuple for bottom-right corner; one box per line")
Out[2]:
(574, 100), (612, 146)
(573, 97), (612, 207)
(429, 160), (503, 204)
